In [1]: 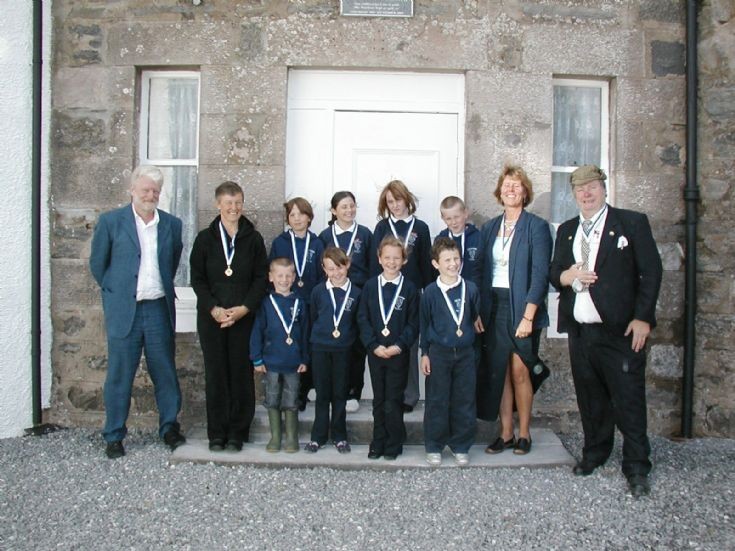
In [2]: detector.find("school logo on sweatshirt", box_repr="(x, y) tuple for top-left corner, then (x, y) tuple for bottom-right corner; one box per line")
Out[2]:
(467, 247), (478, 261)
(290, 304), (301, 319)
(452, 298), (463, 315)
(352, 238), (363, 254)
(407, 232), (417, 247)
(345, 297), (355, 311)
(307, 249), (316, 263)
(394, 296), (405, 310)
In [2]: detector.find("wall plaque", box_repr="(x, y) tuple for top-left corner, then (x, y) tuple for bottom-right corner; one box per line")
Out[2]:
(340, 0), (414, 18)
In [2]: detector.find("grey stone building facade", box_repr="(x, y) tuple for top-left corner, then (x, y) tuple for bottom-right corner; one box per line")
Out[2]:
(48, 0), (734, 437)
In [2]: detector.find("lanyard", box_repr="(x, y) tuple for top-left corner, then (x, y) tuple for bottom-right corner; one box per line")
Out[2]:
(581, 205), (608, 240)
(328, 281), (352, 338)
(332, 223), (358, 256)
(452, 230), (465, 259)
(378, 274), (404, 336)
(269, 295), (299, 345)
(439, 277), (466, 337)
(289, 230), (310, 284)
(219, 222), (236, 276)
(388, 217), (416, 250)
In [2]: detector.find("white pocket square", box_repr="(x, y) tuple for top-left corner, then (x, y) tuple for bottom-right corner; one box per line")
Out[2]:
(617, 236), (629, 249)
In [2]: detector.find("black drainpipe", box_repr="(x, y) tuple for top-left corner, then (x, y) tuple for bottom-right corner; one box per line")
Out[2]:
(29, 0), (44, 434)
(681, 0), (699, 439)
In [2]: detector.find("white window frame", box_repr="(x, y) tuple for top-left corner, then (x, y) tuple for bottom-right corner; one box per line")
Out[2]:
(551, 78), (611, 206)
(548, 78), (610, 338)
(138, 69), (201, 332)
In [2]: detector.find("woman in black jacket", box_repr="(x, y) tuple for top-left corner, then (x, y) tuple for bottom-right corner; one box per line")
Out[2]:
(190, 181), (268, 451)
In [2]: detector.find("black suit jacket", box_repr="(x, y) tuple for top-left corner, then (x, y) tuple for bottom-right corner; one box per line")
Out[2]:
(550, 206), (662, 337)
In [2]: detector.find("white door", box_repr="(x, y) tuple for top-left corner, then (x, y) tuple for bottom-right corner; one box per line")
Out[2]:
(285, 70), (466, 399)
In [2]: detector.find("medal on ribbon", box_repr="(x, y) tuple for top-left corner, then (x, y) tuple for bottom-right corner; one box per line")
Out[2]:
(269, 295), (299, 346)
(329, 281), (352, 339)
(290, 230), (311, 290)
(219, 222), (236, 277)
(440, 277), (466, 338)
(378, 274), (404, 338)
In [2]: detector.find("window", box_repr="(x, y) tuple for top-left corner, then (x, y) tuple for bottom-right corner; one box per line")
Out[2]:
(139, 69), (200, 286)
(550, 78), (609, 224)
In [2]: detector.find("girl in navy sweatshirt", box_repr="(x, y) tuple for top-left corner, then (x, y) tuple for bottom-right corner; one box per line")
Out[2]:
(269, 197), (324, 410)
(306, 247), (361, 453)
(372, 180), (432, 412)
(319, 191), (374, 413)
(357, 236), (419, 460)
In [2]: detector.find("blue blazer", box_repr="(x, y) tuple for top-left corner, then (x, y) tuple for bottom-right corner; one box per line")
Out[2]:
(90, 204), (183, 338)
(478, 210), (552, 331)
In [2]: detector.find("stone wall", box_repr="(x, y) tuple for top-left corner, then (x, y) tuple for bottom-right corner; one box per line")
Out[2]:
(47, 0), (732, 437)
(695, 0), (735, 436)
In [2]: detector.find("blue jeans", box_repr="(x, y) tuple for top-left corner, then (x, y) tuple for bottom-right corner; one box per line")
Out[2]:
(424, 344), (476, 453)
(263, 371), (300, 411)
(103, 298), (181, 442)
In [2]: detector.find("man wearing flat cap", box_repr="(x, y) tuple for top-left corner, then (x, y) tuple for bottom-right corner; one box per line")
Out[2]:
(550, 165), (662, 498)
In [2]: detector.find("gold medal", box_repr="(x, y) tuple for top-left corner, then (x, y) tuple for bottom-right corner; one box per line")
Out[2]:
(225, 266), (233, 277)
(297, 280), (304, 287)
(456, 328), (463, 337)
(285, 336), (293, 345)
(332, 329), (341, 339)
(381, 327), (390, 337)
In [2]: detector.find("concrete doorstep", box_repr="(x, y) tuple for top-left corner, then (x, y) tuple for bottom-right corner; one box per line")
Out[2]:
(171, 402), (576, 470)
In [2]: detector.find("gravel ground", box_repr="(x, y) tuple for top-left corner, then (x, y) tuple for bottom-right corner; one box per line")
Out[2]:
(1, 429), (733, 550)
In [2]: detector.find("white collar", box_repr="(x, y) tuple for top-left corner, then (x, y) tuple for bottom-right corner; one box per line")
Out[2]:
(436, 276), (462, 292)
(326, 279), (351, 291)
(450, 229), (465, 238)
(132, 204), (159, 227)
(389, 214), (414, 224)
(380, 273), (402, 286)
(333, 221), (356, 235)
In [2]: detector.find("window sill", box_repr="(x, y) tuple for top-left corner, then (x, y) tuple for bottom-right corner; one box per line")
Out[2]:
(175, 286), (197, 333)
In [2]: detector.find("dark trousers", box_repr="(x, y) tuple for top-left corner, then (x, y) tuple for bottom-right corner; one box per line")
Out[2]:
(103, 298), (181, 442)
(347, 339), (368, 400)
(310, 349), (350, 444)
(198, 314), (255, 443)
(424, 344), (476, 453)
(403, 339), (420, 407)
(569, 324), (651, 477)
(368, 353), (410, 456)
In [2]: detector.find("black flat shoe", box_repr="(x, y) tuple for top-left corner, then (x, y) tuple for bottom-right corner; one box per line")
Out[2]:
(572, 460), (598, 476)
(383, 454), (397, 460)
(401, 403), (414, 413)
(209, 438), (226, 452)
(627, 474), (650, 498)
(485, 436), (515, 454)
(163, 428), (186, 451)
(105, 441), (125, 459)
(513, 437), (532, 455)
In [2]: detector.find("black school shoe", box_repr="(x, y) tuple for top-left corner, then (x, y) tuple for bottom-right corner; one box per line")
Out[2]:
(485, 436), (515, 454)
(105, 441), (125, 459)
(209, 438), (226, 452)
(627, 474), (651, 498)
(225, 440), (243, 452)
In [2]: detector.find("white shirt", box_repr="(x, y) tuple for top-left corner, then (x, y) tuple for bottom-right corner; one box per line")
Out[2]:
(572, 204), (608, 324)
(436, 275), (462, 292)
(491, 231), (513, 289)
(389, 214), (414, 224)
(333, 222), (356, 235)
(133, 204), (165, 301)
(326, 279), (351, 291)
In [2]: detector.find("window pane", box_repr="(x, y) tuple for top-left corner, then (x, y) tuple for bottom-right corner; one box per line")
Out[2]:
(551, 171), (579, 224)
(553, 86), (601, 167)
(147, 77), (199, 160)
(158, 166), (197, 286)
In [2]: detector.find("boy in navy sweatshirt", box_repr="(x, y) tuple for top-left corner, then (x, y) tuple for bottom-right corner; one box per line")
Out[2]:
(250, 257), (309, 453)
(420, 237), (481, 466)
(306, 247), (361, 453)
(435, 196), (481, 287)
(358, 236), (419, 460)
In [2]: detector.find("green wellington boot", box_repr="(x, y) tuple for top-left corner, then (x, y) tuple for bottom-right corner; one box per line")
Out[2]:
(283, 410), (300, 453)
(266, 408), (282, 452)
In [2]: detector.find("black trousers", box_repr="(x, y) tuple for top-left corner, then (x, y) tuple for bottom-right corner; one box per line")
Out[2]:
(198, 314), (255, 443)
(569, 324), (651, 477)
(311, 349), (350, 444)
(347, 339), (368, 400)
(368, 352), (410, 456)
